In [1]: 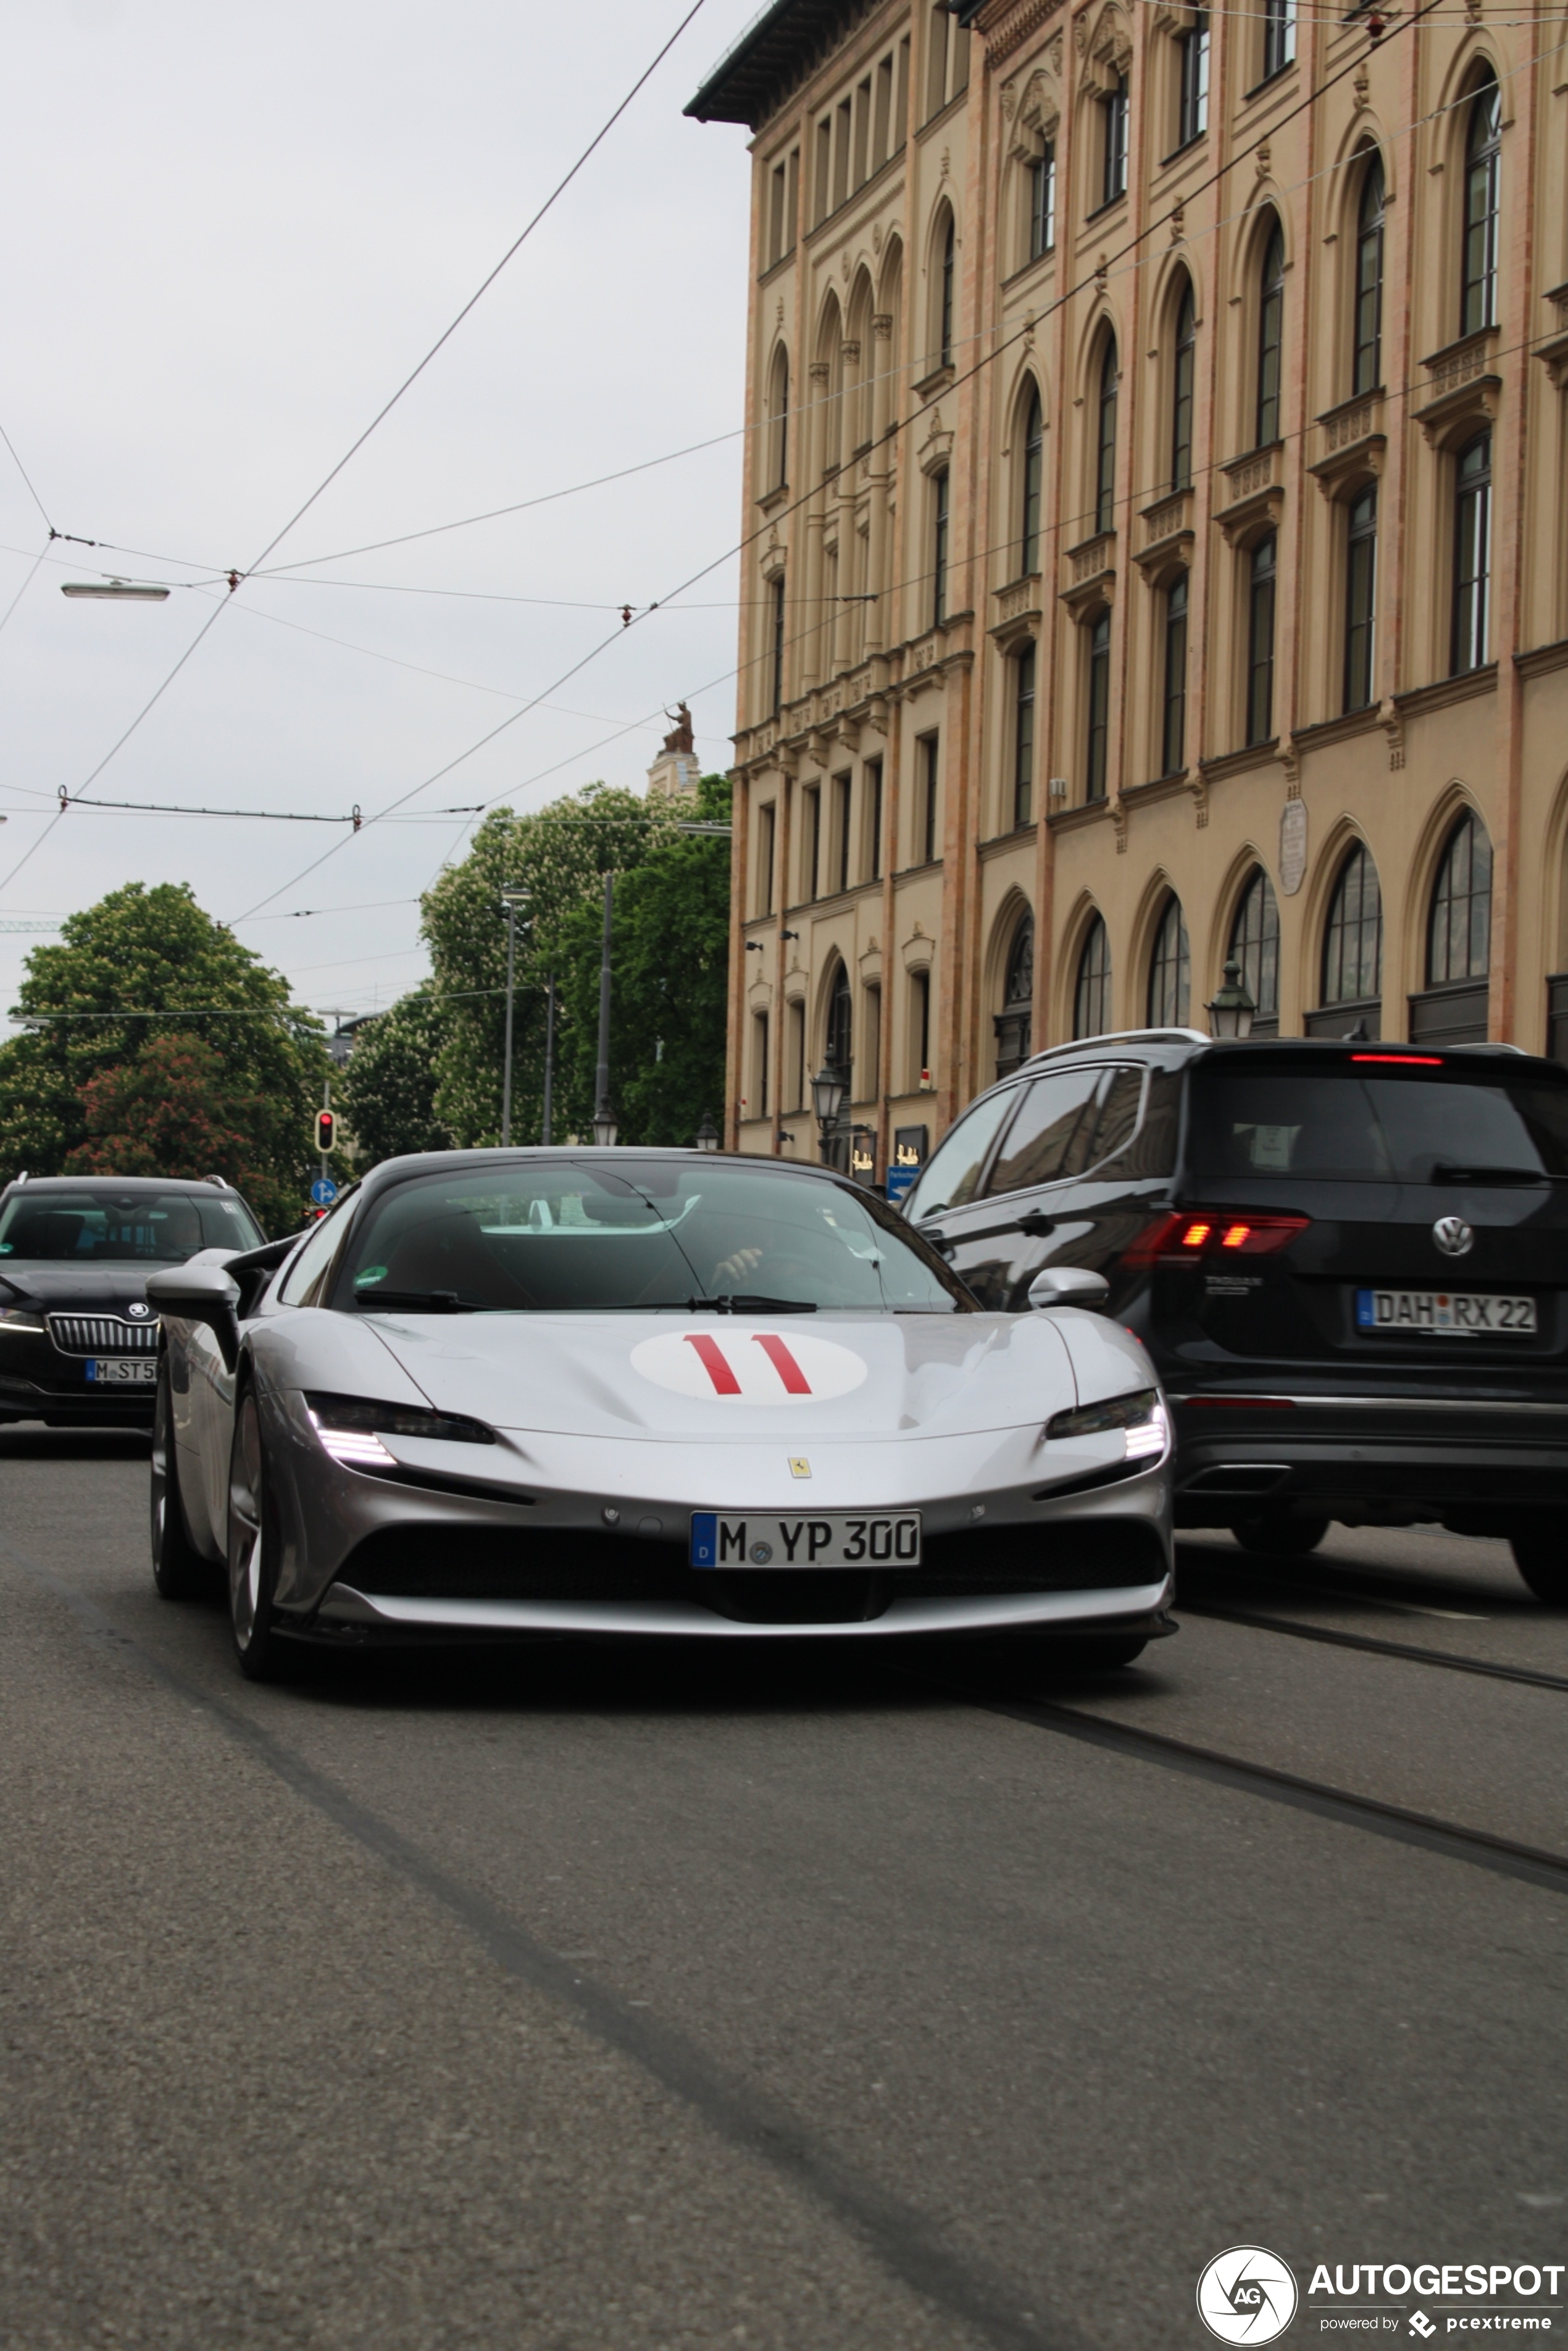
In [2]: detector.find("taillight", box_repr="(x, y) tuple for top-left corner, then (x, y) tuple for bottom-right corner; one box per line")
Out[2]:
(1122, 1208), (1309, 1268)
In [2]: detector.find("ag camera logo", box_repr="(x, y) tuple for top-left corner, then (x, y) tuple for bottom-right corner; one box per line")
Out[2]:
(1198, 2247), (1299, 2344)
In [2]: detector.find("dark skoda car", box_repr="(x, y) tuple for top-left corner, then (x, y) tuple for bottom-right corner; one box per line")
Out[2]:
(0, 1176), (265, 1427)
(901, 1032), (1568, 1601)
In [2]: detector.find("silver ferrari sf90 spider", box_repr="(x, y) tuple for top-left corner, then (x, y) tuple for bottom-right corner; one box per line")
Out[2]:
(146, 1150), (1174, 1679)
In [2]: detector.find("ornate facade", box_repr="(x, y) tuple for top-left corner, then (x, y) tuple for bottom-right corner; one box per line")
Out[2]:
(688, 0), (1568, 1171)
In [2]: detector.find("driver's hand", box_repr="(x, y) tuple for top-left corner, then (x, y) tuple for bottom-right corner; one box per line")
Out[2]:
(712, 1245), (765, 1288)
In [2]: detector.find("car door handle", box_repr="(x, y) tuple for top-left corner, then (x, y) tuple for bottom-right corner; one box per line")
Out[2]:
(1015, 1211), (1057, 1237)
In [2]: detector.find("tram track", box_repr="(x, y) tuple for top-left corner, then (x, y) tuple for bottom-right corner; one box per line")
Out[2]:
(1178, 1600), (1568, 1693)
(934, 1678), (1568, 1897)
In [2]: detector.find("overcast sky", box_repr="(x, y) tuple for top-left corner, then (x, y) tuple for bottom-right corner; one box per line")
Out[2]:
(0, 0), (760, 1027)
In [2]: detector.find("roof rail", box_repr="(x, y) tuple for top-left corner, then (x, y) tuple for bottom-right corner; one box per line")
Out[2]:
(1019, 1027), (1210, 1070)
(204, 1172), (231, 1187)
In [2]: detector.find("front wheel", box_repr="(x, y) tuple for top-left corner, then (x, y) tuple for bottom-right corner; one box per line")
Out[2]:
(1510, 1524), (1568, 1605)
(151, 1361), (212, 1601)
(227, 1388), (295, 1681)
(1233, 1513), (1330, 1559)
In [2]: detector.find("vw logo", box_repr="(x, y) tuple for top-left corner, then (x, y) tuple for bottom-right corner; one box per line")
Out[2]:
(128, 1301), (151, 1317)
(1433, 1216), (1474, 1258)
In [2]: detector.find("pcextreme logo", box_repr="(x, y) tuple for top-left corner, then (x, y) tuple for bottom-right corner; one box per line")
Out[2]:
(1198, 2247), (1300, 2343)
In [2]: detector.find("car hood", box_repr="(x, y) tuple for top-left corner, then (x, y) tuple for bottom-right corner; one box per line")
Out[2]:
(0, 1263), (161, 1310)
(359, 1309), (1086, 1441)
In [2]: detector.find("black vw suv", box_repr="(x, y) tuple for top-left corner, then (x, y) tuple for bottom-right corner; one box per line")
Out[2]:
(0, 1176), (265, 1428)
(901, 1032), (1568, 1601)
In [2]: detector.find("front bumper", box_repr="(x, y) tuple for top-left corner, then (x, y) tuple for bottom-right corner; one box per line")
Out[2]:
(1172, 1390), (1568, 1529)
(0, 1364), (156, 1425)
(261, 1385), (1176, 1640)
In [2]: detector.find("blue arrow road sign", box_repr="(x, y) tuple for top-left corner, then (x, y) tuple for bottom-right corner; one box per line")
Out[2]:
(311, 1176), (338, 1208)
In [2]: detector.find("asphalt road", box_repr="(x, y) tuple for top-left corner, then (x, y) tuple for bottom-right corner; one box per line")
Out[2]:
(2, 1428), (1566, 2351)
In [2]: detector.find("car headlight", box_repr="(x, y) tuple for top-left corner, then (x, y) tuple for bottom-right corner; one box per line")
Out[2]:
(1046, 1388), (1168, 1463)
(0, 1305), (44, 1332)
(304, 1392), (496, 1468)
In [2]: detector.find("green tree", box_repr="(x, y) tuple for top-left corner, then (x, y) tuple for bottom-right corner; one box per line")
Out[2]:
(421, 779), (675, 1148)
(546, 773), (731, 1144)
(0, 882), (332, 1233)
(334, 985), (451, 1167)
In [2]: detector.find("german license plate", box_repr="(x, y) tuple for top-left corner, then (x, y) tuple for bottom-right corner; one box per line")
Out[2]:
(86, 1357), (158, 1384)
(690, 1511), (922, 1569)
(1356, 1288), (1537, 1336)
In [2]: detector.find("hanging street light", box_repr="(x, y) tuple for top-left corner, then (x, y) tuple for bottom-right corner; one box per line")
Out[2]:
(693, 1113), (720, 1153)
(61, 579), (170, 601)
(1206, 956), (1257, 1040)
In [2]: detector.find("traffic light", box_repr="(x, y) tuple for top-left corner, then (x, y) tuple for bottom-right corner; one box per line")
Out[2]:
(315, 1108), (336, 1156)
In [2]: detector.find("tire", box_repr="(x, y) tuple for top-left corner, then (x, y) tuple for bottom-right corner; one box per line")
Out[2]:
(1233, 1513), (1331, 1559)
(150, 1361), (214, 1601)
(226, 1387), (295, 1681)
(1509, 1524), (1568, 1605)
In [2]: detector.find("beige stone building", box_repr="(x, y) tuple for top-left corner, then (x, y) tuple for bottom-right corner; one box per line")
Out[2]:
(688, 0), (1568, 1174)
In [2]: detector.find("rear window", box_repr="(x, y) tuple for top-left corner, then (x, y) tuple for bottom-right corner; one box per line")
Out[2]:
(0, 1188), (264, 1262)
(1190, 1063), (1568, 1184)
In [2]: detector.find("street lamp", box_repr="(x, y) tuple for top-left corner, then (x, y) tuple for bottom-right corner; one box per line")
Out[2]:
(811, 1061), (847, 1166)
(694, 1113), (720, 1153)
(1206, 957), (1256, 1040)
(499, 889), (529, 1146)
(61, 579), (170, 601)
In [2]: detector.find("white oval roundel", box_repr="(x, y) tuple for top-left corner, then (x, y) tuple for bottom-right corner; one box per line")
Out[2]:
(630, 1327), (867, 1406)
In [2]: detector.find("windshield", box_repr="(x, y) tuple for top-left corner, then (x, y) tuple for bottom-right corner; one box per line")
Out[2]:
(1190, 1064), (1568, 1183)
(335, 1159), (974, 1314)
(0, 1187), (264, 1263)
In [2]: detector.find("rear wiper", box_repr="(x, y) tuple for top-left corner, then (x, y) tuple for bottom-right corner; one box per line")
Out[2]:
(1432, 1163), (1554, 1187)
(353, 1288), (484, 1313)
(691, 1293), (818, 1314)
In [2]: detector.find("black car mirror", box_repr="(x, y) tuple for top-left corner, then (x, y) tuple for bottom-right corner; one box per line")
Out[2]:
(146, 1264), (241, 1373)
(1027, 1266), (1110, 1313)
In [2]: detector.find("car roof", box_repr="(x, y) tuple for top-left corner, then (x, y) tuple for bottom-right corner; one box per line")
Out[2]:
(353, 1145), (856, 1206)
(1009, 1031), (1562, 1080)
(0, 1174), (240, 1195)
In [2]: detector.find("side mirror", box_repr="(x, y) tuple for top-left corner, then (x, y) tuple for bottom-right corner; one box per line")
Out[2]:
(1027, 1266), (1111, 1313)
(145, 1263), (241, 1374)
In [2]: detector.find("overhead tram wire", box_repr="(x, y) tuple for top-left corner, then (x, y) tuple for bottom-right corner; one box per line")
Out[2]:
(28, 0), (714, 847)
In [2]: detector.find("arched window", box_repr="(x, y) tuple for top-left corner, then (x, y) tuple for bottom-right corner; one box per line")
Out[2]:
(938, 211), (956, 367)
(1428, 811), (1492, 985)
(1353, 156), (1385, 395)
(1012, 641), (1036, 827)
(1171, 280), (1196, 492)
(1085, 610), (1112, 800)
(1074, 916), (1113, 1038)
(1020, 385), (1043, 574)
(1246, 532), (1277, 745)
(1452, 433), (1491, 675)
(1461, 71), (1501, 338)
(769, 347), (790, 490)
(1343, 485), (1377, 713)
(1228, 867), (1280, 1026)
(1095, 335), (1119, 533)
(1256, 220), (1285, 446)
(1162, 572), (1188, 777)
(1146, 893), (1191, 1027)
(1322, 843), (1383, 1009)
(996, 910), (1035, 1076)
(825, 961), (853, 1082)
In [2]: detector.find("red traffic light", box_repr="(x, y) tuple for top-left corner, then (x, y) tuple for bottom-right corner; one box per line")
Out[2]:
(315, 1108), (336, 1155)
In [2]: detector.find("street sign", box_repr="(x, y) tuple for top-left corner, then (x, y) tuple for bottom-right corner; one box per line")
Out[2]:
(885, 1167), (919, 1207)
(311, 1176), (338, 1208)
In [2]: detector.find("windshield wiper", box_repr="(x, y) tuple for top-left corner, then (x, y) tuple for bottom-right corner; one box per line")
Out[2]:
(1432, 1163), (1554, 1187)
(691, 1293), (818, 1314)
(353, 1288), (484, 1313)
